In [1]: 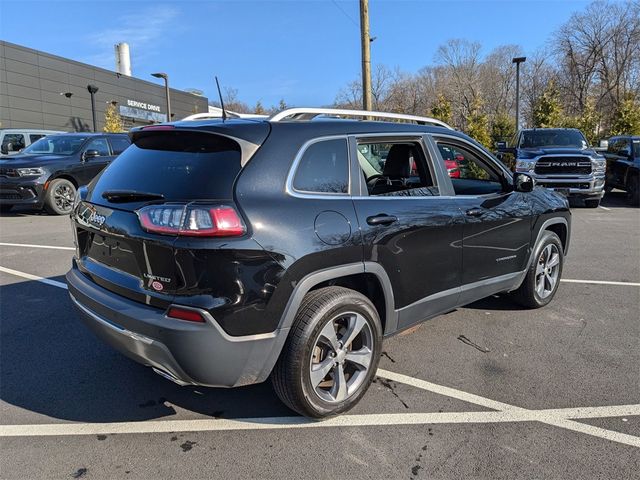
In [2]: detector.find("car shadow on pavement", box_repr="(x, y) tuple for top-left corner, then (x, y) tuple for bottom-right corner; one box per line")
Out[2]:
(0, 276), (294, 424)
(0, 206), (49, 217)
(601, 190), (637, 208)
(462, 294), (525, 312)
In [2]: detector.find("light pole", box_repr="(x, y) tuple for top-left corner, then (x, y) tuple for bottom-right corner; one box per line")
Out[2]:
(151, 72), (171, 122)
(87, 84), (99, 132)
(512, 57), (526, 130)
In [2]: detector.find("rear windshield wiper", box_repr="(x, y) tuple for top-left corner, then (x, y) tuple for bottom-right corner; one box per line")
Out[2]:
(101, 190), (165, 203)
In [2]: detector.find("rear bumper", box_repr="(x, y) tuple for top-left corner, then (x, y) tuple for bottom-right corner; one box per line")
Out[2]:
(532, 174), (605, 199)
(66, 265), (288, 387)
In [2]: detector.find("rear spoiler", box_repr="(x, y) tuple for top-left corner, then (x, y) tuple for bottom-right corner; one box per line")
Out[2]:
(130, 122), (271, 167)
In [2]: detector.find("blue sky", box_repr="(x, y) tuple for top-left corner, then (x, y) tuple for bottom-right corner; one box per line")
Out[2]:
(1, 0), (594, 107)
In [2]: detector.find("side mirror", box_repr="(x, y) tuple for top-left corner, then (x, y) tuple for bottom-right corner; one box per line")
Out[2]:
(82, 149), (100, 161)
(514, 172), (535, 193)
(0, 143), (9, 155)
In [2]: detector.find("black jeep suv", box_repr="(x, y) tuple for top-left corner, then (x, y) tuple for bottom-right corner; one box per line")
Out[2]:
(0, 133), (130, 214)
(66, 109), (571, 418)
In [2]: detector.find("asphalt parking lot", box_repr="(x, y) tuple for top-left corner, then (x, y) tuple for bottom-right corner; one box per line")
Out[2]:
(0, 192), (638, 480)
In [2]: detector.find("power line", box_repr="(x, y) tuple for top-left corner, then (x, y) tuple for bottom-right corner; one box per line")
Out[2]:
(331, 0), (360, 28)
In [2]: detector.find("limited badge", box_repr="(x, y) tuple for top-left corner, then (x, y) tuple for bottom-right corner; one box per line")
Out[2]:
(151, 281), (164, 291)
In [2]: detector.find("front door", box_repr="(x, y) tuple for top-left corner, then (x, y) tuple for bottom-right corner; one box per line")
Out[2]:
(350, 135), (465, 331)
(77, 137), (114, 185)
(433, 137), (532, 299)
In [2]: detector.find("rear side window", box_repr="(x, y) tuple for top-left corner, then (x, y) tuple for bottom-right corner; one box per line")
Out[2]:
(109, 136), (131, 155)
(91, 131), (242, 200)
(2, 133), (25, 150)
(29, 134), (46, 143)
(293, 138), (349, 194)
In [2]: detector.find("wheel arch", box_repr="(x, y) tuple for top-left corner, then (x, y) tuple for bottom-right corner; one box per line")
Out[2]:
(531, 217), (570, 262)
(46, 174), (79, 189)
(280, 262), (396, 335)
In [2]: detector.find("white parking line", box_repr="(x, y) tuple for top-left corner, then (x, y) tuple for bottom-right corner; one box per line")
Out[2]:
(561, 278), (640, 287)
(0, 242), (75, 251)
(0, 265), (67, 289)
(599, 205), (612, 211)
(0, 405), (638, 444)
(377, 369), (640, 448)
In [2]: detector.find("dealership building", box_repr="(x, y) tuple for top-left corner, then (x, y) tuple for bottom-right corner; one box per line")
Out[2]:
(0, 40), (209, 132)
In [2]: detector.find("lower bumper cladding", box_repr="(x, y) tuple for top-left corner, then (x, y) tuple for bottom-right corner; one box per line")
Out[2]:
(66, 266), (287, 388)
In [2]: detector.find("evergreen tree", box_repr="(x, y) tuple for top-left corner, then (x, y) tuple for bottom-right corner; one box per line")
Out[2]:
(103, 103), (124, 132)
(430, 94), (452, 125)
(465, 98), (491, 148)
(610, 95), (640, 136)
(532, 81), (564, 128)
(562, 98), (600, 145)
(490, 112), (516, 147)
(254, 100), (266, 115)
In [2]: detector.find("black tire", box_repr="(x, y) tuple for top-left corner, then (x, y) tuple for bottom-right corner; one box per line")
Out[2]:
(584, 198), (600, 208)
(628, 176), (639, 207)
(272, 286), (383, 418)
(44, 178), (76, 215)
(511, 231), (564, 309)
(604, 184), (613, 194)
(0, 204), (14, 213)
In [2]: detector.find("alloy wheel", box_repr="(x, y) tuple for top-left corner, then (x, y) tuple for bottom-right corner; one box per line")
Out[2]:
(535, 243), (560, 299)
(54, 184), (74, 212)
(309, 312), (374, 403)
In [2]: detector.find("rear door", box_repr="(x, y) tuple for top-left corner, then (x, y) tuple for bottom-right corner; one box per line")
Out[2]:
(77, 136), (114, 184)
(350, 134), (465, 332)
(433, 136), (532, 296)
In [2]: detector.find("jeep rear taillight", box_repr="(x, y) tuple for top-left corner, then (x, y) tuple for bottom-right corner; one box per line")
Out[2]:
(138, 204), (245, 237)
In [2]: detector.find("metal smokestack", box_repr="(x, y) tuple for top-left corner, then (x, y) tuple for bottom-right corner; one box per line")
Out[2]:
(114, 43), (131, 76)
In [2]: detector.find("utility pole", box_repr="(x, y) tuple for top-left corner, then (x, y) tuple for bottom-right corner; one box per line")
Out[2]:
(512, 57), (526, 130)
(360, 0), (372, 112)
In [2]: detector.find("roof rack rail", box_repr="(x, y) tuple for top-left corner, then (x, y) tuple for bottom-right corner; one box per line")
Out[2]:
(269, 107), (454, 130)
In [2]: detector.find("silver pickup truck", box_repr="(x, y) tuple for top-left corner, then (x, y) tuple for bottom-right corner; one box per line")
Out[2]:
(498, 128), (606, 207)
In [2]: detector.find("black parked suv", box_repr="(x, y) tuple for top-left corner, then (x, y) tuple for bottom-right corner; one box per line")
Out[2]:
(66, 109), (571, 418)
(603, 135), (640, 205)
(0, 133), (130, 214)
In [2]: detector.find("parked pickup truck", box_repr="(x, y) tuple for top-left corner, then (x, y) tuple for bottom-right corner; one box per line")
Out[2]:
(498, 128), (606, 207)
(603, 135), (639, 206)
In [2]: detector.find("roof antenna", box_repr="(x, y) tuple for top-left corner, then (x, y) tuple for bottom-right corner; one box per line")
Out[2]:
(215, 76), (227, 122)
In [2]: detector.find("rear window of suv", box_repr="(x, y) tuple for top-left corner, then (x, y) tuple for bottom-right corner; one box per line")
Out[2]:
(91, 130), (242, 200)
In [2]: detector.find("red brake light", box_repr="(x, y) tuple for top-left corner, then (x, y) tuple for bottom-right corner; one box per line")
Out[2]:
(167, 306), (205, 323)
(138, 204), (246, 237)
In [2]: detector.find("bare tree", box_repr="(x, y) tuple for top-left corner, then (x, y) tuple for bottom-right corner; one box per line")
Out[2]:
(480, 44), (523, 117)
(434, 39), (483, 127)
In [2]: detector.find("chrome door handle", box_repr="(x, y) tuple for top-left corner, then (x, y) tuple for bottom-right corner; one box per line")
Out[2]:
(465, 208), (484, 217)
(366, 214), (398, 226)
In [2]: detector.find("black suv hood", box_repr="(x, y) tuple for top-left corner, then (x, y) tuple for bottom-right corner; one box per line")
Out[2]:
(518, 147), (599, 158)
(0, 154), (68, 167)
